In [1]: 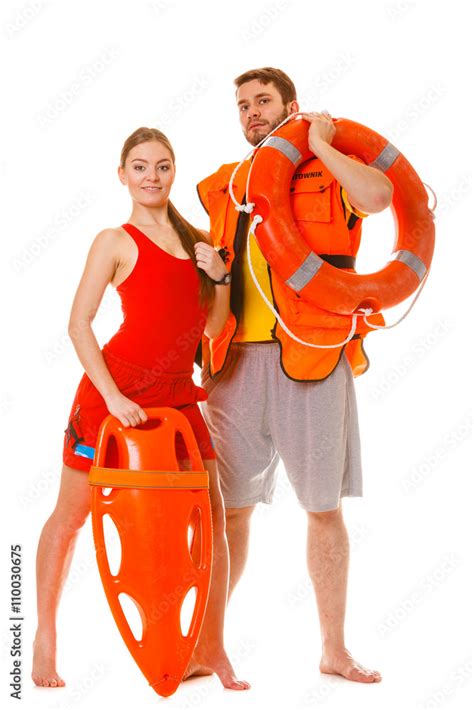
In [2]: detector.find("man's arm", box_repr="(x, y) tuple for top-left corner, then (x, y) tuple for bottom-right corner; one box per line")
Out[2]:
(300, 111), (393, 214)
(341, 186), (368, 220)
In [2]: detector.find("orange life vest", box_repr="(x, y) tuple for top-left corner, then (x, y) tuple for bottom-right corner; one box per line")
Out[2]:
(197, 156), (385, 382)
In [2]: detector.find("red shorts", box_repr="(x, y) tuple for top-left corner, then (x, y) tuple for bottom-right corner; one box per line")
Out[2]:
(63, 346), (216, 473)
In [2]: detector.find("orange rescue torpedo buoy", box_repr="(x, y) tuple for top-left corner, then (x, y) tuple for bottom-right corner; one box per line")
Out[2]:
(88, 407), (213, 698)
(247, 116), (435, 314)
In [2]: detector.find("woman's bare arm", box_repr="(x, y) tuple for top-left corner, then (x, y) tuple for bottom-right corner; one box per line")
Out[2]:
(67, 229), (124, 401)
(194, 231), (230, 339)
(204, 283), (231, 339)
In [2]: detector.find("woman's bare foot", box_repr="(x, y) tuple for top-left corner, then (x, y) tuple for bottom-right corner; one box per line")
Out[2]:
(182, 643), (250, 690)
(31, 632), (65, 688)
(320, 646), (382, 683)
(182, 659), (214, 680)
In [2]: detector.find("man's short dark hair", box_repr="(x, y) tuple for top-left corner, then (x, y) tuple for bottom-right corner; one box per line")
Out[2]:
(234, 67), (297, 105)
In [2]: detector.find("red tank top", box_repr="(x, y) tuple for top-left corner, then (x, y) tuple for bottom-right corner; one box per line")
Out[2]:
(103, 223), (208, 373)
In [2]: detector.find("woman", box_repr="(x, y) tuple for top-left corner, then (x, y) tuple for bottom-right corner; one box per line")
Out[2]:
(32, 127), (250, 691)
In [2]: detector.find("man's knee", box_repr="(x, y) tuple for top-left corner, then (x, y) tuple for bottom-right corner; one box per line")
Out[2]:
(225, 505), (255, 526)
(307, 505), (342, 524)
(210, 504), (226, 537)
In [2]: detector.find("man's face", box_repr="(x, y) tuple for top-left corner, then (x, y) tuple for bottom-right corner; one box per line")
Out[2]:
(236, 79), (299, 146)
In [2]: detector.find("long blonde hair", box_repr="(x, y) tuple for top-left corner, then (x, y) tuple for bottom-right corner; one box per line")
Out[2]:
(120, 127), (214, 305)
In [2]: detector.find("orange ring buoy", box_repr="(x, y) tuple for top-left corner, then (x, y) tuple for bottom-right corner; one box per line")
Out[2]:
(247, 117), (435, 314)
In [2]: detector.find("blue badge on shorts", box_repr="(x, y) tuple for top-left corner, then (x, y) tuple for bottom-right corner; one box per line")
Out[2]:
(74, 443), (95, 460)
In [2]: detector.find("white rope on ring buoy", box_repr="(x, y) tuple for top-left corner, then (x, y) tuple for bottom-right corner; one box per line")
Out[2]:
(227, 114), (434, 345)
(361, 270), (430, 330)
(246, 214), (360, 348)
(228, 112), (300, 212)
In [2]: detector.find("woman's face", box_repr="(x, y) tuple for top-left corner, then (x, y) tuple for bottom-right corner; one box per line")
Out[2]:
(119, 140), (175, 206)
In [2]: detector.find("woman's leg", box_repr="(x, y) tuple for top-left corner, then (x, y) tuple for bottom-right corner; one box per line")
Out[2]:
(32, 463), (92, 687)
(183, 458), (250, 690)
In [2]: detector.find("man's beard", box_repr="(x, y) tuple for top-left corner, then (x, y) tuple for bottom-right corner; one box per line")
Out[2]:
(245, 107), (291, 146)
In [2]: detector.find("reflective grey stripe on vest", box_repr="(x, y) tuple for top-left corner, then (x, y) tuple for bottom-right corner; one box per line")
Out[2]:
(370, 142), (400, 172)
(285, 252), (324, 291)
(390, 249), (427, 281)
(264, 136), (302, 165)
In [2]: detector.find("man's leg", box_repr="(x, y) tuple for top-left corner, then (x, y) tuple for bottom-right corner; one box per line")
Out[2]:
(200, 345), (278, 602)
(266, 348), (380, 683)
(184, 459), (250, 690)
(225, 505), (255, 602)
(189, 503), (255, 603)
(306, 505), (381, 683)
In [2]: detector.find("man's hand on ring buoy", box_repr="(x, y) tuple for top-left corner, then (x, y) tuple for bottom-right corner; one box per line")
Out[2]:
(299, 110), (336, 150)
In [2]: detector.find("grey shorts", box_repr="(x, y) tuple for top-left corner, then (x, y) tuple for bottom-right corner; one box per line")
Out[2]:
(201, 342), (363, 513)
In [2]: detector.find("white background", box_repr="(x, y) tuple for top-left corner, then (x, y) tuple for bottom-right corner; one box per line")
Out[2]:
(1, 0), (472, 708)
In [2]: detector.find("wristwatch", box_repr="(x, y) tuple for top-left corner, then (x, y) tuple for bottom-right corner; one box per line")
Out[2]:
(212, 272), (232, 285)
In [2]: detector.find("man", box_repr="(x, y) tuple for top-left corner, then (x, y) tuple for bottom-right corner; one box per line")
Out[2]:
(195, 67), (392, 683)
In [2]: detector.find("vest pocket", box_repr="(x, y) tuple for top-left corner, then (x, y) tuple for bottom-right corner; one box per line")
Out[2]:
(290, 183), (333, 223)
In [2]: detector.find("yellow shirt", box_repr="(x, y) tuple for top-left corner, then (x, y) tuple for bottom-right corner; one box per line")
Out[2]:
(233, 188), (367, 342)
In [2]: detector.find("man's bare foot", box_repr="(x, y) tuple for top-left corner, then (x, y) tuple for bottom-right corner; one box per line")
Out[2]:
(31, 633), (65, 688)
(320, 647), (382, 683)
(182, 644), (250, 690)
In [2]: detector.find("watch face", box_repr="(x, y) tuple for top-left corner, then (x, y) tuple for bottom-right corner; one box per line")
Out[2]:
(214, 273), (231, 284)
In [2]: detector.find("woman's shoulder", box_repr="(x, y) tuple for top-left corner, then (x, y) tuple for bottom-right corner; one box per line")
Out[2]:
(86, 227), (134, 266)
(94, 225), (128, 241)
(90, 226), (132, 250)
